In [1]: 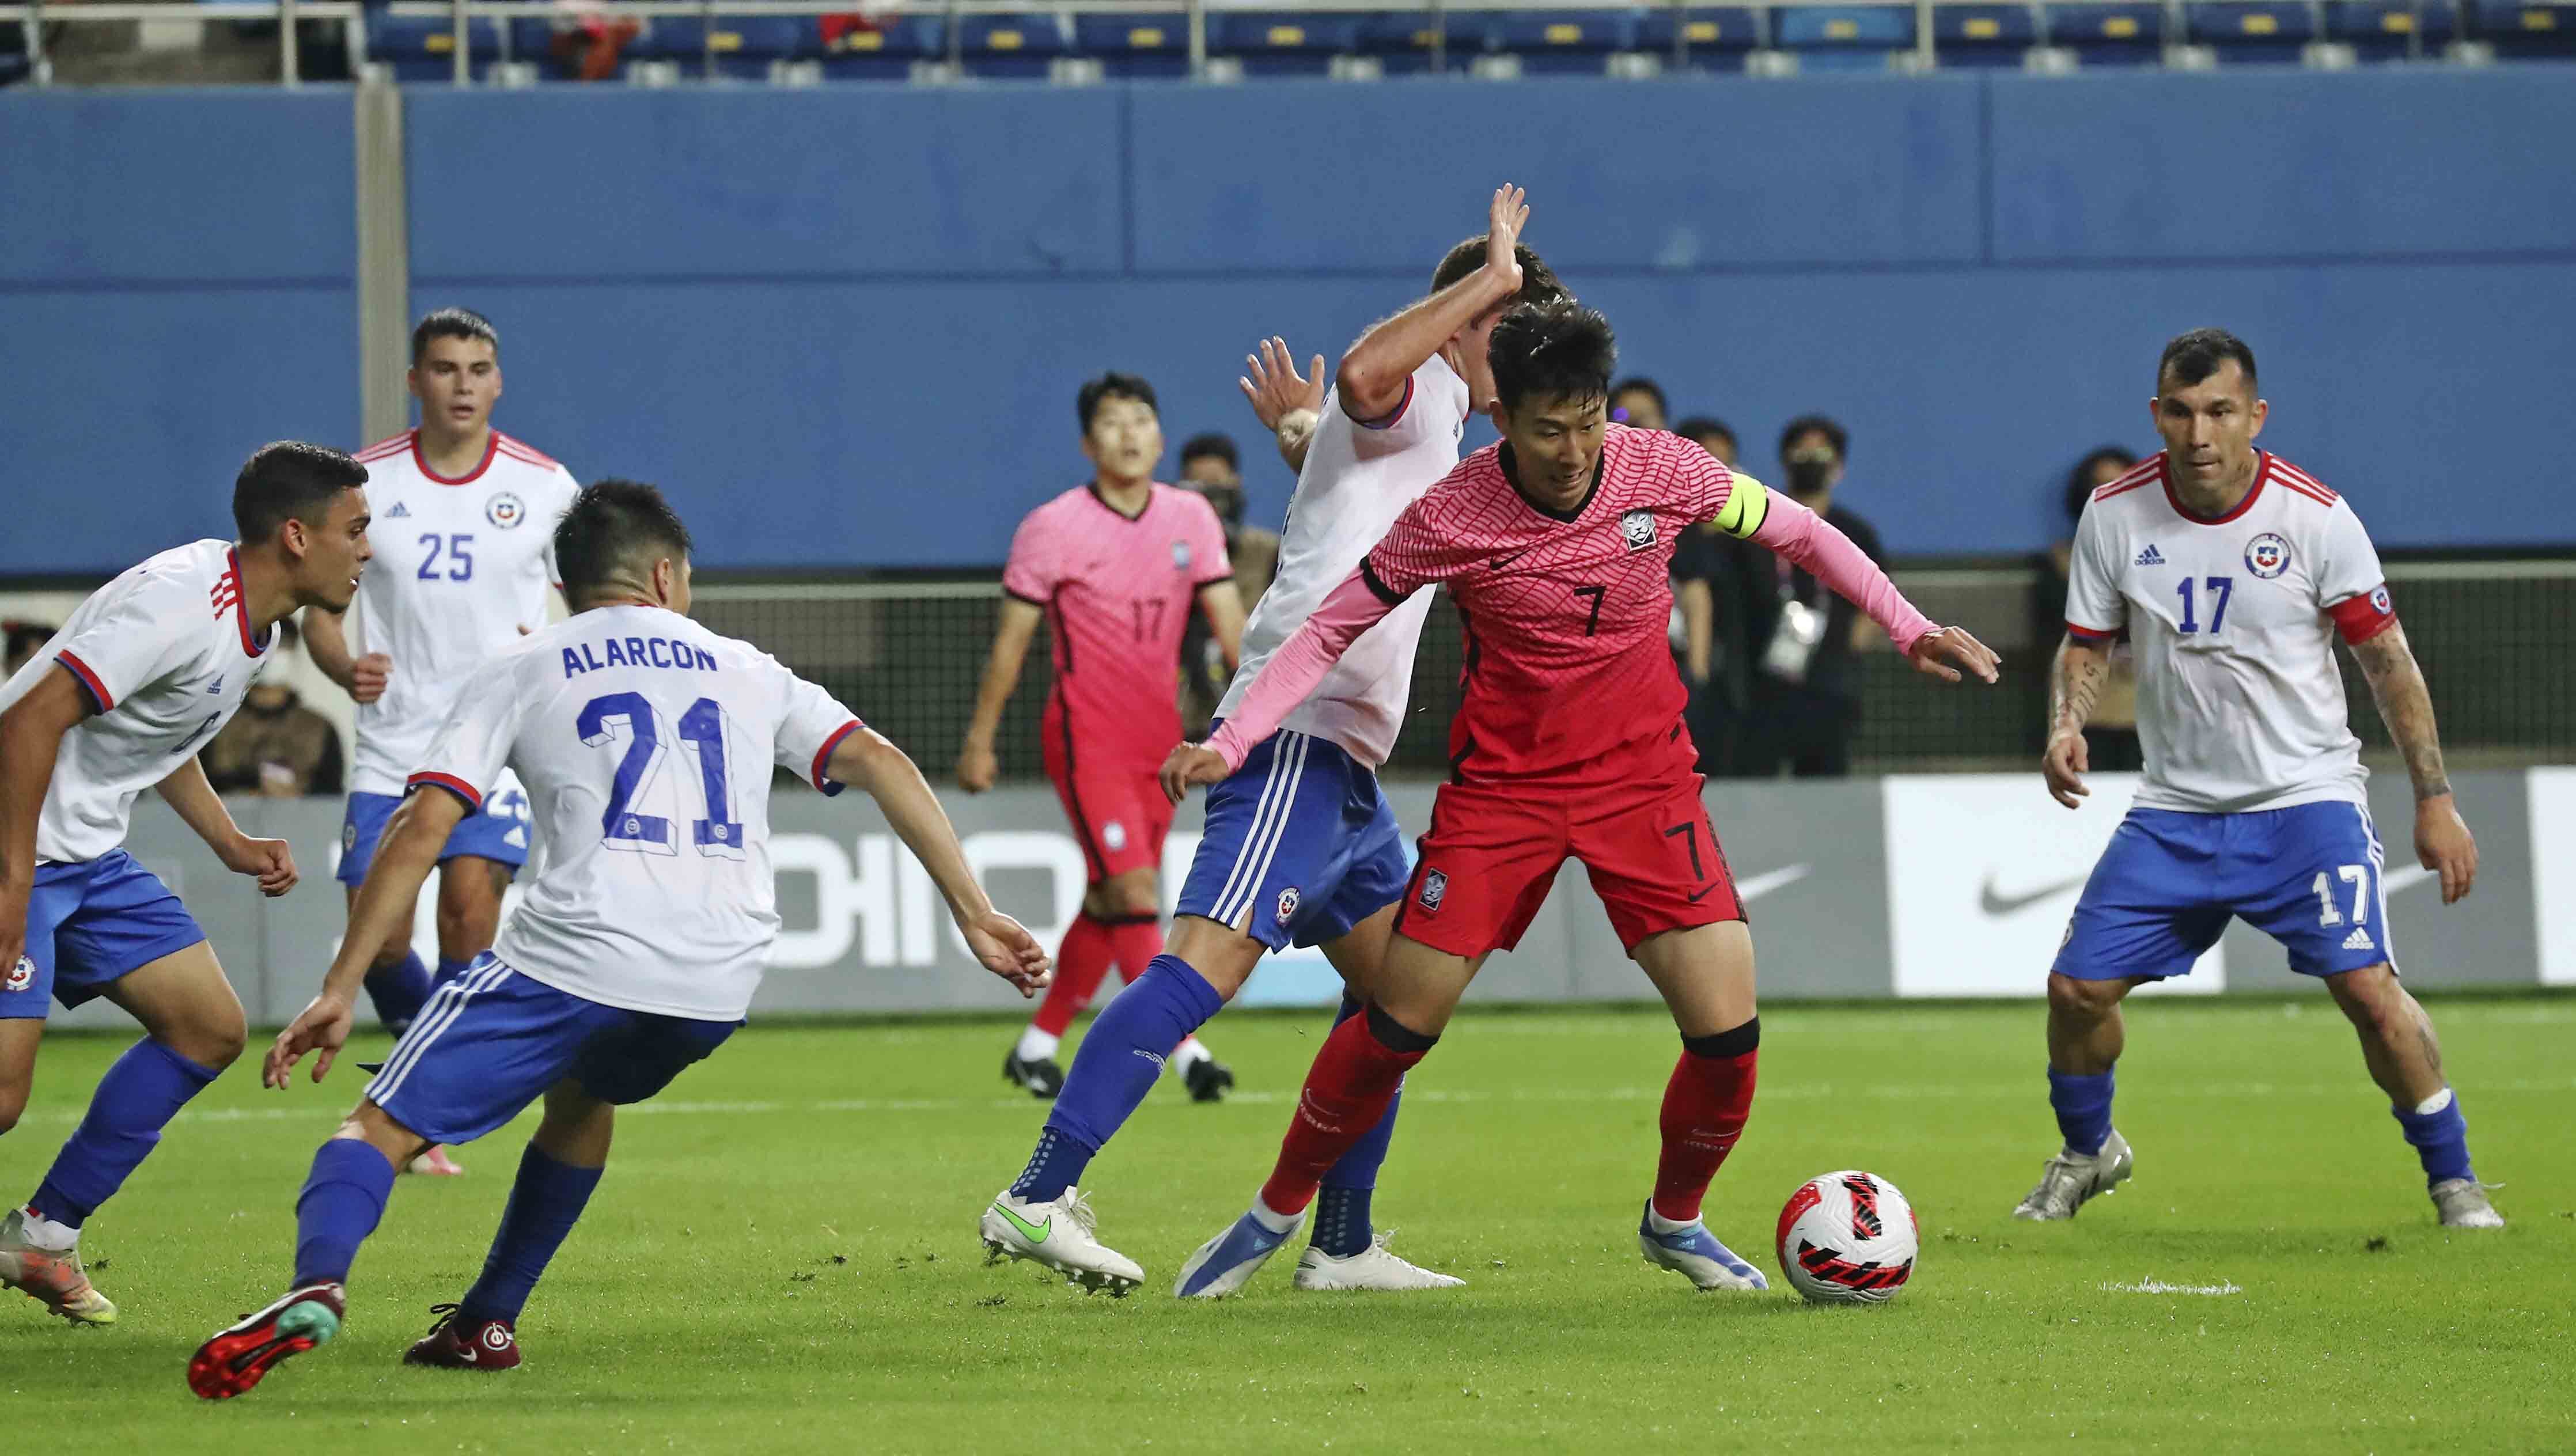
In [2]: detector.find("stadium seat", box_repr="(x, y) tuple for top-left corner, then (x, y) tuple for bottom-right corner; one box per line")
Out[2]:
(2472, 0), (2576, 54)
(1934, 3), (2038, 64)
(1207, 11), (1361, 76)
(1634, 6), (1762, 69)
(954, 12), (1067, 78)
(1071, 13), (1191, 78)
(2040, 1), (2165, 61)
(365, 12), (501, 81)
(819, 13), (942, 79)
(1490, 9), (1635, 72)
(1356, 10), (1483, 73)
(2184, 2), (2317, 59)
(1773, 5), (1912, 68)
(635, 16), (816, 78)
(2323, 0), (2460, 56)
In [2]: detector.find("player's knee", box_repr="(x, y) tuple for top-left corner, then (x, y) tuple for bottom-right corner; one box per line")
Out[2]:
(2047, 973), (2124, 1022)
(176, 1005), (251, 1070)
(0, 1089), (23, 1137)
(2326, 964), (2403, 1026)
(1097, 874), (1159, 920)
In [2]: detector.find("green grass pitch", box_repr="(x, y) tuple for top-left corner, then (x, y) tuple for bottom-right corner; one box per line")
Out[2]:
(6, 995), (2571, 1453)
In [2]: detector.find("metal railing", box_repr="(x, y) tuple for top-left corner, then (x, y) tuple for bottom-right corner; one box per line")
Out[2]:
(1, 0), (2472, 90)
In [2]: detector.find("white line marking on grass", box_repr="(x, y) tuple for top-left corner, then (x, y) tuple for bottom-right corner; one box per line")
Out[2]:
(2100, 1279), (2242, 1296)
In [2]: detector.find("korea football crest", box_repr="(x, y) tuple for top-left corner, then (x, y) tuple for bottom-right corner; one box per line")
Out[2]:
(2244, 532), (2291, 579)
(1620, 509), (1657, 552)
(1417, 869), (1448, 913)
(485, 491), (528, 529)
(1170, 540), (1192, 572)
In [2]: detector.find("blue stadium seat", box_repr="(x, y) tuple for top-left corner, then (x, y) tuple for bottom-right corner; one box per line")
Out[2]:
(2041, 2), (2165, 60)
(2324, 0), (2460, 56)
(1208, 11), (1361, 76)
(956, 12), (1066, 78)
(2473, 0), (2576, 54)
(1490, 9), (1635, 71)
(820, 14), (941, 79)
(1635, 6), (1761, 69)
(2184, 2), (2316, 59)
(1935, 3), (2037, 64)
(637, 16), (815, 77)
(1357, 10), (1482, 73)
(1072, 13), (1191, 77)
(366, 12), (501, 80)
(1774, 5), (1910, 67)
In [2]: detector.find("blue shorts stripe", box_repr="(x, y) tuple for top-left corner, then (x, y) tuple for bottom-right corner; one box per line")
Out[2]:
(1209, 733), (1304, 926)
(368, 956), (510, 1105)
(1216, 734), (1311, 926)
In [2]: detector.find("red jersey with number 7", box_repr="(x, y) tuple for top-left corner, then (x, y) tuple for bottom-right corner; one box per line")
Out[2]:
(1003, 483), (1233, 773)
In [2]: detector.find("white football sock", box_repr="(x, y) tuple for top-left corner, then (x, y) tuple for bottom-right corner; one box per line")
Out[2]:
(1644, 1204), (1698, 1236)
(1169, 1036), (1211, 1072)
(17, 1207), (78, 1251)
(1014, 1026), (1060, 1063)
(2414, 1087), (2454, 1116)
(1248, 1195), (1301, 1235)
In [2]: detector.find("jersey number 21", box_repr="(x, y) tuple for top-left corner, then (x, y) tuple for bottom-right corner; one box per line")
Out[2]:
(576, 692), (744, 860)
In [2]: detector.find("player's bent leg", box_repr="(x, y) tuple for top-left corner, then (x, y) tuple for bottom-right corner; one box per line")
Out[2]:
(1629, 922), (1767, 1292)
(433, 856), (513, 983)
(2016, 973), (2142, 1222)
(2323, 964), (2501, 1228)
(0, 1018), (39, 1138)
(414, 1081), (615, 1370)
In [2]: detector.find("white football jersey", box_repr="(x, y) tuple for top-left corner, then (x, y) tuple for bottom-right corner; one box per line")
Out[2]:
(1216, 354), (1470, 767)
(0, 540), (275, 864)
(2067, 450), (2394, 814)
(346, 430), (581, 795)
(408, 605), (861, 1022)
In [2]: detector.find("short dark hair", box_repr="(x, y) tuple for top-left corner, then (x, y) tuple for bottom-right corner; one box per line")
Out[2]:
(1488, 301), (1617, 415)
(2158, 328), (2257, 393)
(411, 307), (499, 366)
(1179, 433), (1238, 471)
(1431, 238), (1570, 311)
(1778, 414), (1850, 464)
(554, 479), (694, 602)
(1077, 372), (1158, 433)
(233, 441), (368, 543)
(1673, 415), (1736, 451)
(1609, 377), (1668, 418)
(2063, 446), (2140, 524)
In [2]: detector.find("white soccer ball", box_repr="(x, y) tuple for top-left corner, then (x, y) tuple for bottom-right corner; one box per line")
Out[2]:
(1776, 1170), (1919, 1305)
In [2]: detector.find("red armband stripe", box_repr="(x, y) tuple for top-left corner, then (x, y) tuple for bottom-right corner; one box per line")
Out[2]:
(812, 719), (863, 798)
(54, 651), (113, 713)
(406, 771), (483, 811)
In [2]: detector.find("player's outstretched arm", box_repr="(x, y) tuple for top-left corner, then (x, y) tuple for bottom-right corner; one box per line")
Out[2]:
(2349, 622), (2477, 903)
(300, 605), (389, 704)
(830, 725), (1050, 998)
(0, 667), (88, 978)
(957, 597), (1041, 795)
(1240, 337), (1327, 476)
(1742, 488), (1999, 687)
(154, 756), (296, 896)
(1336, 183), (1532, 422)
(1162, 566), (1399, 803)
(2042, 635), (2112, 809)
(267, 787), (468, 1088)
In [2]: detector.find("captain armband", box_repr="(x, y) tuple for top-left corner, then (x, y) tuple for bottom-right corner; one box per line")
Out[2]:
(1711, 476), (1771, 540)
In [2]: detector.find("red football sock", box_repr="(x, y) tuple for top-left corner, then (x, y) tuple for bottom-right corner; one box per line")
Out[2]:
(1258, 1007), (1434, 1218)
(1032, 914), (1116, 1038)
(1103, 913), (1163, 987)
(1651, 1037), (1759, 1224)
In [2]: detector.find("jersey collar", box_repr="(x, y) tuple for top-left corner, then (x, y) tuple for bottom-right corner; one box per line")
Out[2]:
(1496, 442), (1604, 525)
(223, 548), (274, 657)
(412, 429), (499, 487)
(2161, 450), (2270, 526)
(1085, 481), (1154, 523)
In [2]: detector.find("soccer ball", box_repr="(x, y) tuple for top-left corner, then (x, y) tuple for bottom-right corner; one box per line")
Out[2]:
(1776, 1170), (1918, 1305)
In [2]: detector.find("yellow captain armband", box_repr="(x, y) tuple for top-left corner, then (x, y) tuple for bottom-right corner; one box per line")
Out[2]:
(1712, 475), (1771, 540)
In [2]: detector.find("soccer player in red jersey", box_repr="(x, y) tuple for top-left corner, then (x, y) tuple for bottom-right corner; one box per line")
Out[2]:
(1161, 302), (1998, 1296)
(960, 373), (1247, 1101)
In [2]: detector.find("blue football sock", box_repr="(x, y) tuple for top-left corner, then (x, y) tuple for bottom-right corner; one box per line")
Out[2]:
(28, 1038), (221, 1227)
(293, 1139), (397, 1286)
(458, 1144), (604, 1325)
(434, 955), (477, 989)
(363, 951), (434, 1033)
(2392, 1089), (2475, 1188)
(2047, 1068), (2115, 1158)
(1010, 954), (1223, 1203)
(1314, 996), (1404, 1258)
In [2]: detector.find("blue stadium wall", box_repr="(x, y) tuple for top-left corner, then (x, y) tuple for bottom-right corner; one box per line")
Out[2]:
(5, 69), (2573, 575)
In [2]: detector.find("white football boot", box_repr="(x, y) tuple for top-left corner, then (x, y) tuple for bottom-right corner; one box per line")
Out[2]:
(979, 1189), (1142, 1295)
(2013, 1128), (2135, 1220)
(2430, 1178), (2505, 1229)
(1293, 1232), (1465, 1292)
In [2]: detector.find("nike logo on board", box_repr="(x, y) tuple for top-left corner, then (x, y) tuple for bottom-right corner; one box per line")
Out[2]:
(1979, 873), (2088, 916)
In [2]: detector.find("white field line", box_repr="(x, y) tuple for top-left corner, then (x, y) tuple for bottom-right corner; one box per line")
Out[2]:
(2100, 1279), (2244, 1296)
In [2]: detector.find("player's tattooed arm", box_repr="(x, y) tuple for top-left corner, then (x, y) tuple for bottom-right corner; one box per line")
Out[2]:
(2350, 621), (2478, 903)
(2041, 636), (2111, 809)
(2348, 623), (2450, 802)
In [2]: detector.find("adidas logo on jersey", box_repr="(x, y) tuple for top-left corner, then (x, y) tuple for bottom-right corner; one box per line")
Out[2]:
(385, 502), (411, 518)
(2134, 544), (2166, 567)
(2343, 927), (2376, 952)
(206, 676), (225, 695)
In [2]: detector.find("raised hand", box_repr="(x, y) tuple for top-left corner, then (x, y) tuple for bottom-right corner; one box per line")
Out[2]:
(960, 909), (1052, 998)
(264, 992), (356, 1088)
(1485, 184), (1529, 291)
(1240, 337), (1327, 433)
(1907, 625), (2001, 686)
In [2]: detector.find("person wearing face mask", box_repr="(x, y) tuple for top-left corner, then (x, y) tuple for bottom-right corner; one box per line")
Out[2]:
(1733, 414), (1886, 778)
(201, 620), (345, 798)
(1178, 434), (1281, 740)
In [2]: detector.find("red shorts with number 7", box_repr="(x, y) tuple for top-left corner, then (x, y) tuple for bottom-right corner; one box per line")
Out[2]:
(1391, 774), (1743, 958)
